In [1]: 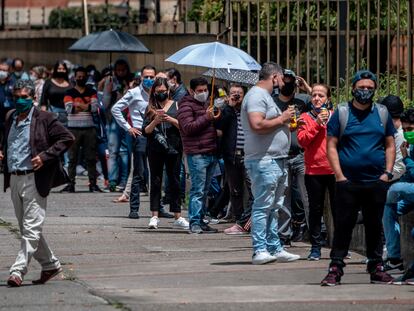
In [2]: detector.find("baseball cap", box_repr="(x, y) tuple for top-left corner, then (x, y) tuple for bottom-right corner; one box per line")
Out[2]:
(380, 95), (404, 118)
(352, 70), (377, 86)
(283, 69), (296, 79)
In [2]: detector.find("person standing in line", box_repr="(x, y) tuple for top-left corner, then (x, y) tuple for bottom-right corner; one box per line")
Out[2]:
(111, 65), (154, 219)
(142, 77), (189, 229)
(0, 79), (74, 287)
(321, 70), (396, 286)
(297, 84), (335, 261)
(63, 66), (102, 193)
(177, 77), (219, 234)
(40, 61), (72, 126)
(241, 62), (300, 265)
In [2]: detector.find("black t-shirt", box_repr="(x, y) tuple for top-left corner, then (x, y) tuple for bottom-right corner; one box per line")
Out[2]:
(272, 93), (311, 155)
(41, 79), (72, 109)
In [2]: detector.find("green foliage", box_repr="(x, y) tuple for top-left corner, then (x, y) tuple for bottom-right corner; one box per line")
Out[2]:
(48, 5), (139, 31)
(331, 63), (414, 108)
(48, 7), (83, 29)
(187, 0), (225, 22)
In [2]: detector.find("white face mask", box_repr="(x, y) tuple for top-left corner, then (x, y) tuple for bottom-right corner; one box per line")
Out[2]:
(194, 91), (209, 103)
(214, 98), (226, 108)
(0, 70), (8, 80)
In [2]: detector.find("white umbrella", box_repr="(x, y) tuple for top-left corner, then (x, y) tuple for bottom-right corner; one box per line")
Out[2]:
(166, 42), (261, 113)
(165, 41), (261, 71)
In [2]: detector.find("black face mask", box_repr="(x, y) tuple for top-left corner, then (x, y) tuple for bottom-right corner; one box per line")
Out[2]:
(155, 92), (168, 102)
(76, 78), (87, 87)
(280, 82), (295, 96)
(55, 71), (67, 79)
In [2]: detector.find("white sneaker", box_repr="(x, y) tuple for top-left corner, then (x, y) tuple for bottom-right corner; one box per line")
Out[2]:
(273, 249), (300, 262)
(252, 251), (277, 265)
(148, 216), (159, 229)
(173, 217), (189, 230)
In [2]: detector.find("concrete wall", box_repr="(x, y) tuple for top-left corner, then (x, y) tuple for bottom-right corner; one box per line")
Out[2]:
(0, 29), (217, 84)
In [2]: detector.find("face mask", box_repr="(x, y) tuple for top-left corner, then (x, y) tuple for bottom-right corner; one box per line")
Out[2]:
(15, 98), (33, 113)
(194, 91), (209, 103)
(403, 131), (414, 144)
(280, 82), (296, 96)
(30, 74), (37, 82)
(55, 71), (67, 79)
(167, 81), (176, 91)
(311, 102), (328, 114)
(214, 98), (226, 108)
(14, 71), (23, 78)
(142, 78), (154, 90)
(352, 88), (375, 105)
(0, 70), (8, 80)
(155, 92), (168, 102)
(76, 78), (87, 87)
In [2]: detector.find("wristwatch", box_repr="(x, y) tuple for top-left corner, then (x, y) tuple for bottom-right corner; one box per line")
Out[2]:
(384, 170), (394, 180)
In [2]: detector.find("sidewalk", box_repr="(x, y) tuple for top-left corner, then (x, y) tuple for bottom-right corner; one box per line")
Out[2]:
(0, 177), (413, 311)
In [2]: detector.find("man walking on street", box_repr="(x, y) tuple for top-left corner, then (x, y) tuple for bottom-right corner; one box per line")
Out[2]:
(241, 62), (300, 264)
(0, 79), (74, 287)
(321, 70), (396, 286)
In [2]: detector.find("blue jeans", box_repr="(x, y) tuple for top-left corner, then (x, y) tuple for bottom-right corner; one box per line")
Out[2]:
(107, 120), (132, 187)
(383, 182), (414, 259)
(129, 135), (147, 213)
(245, 157), (288, 254)
(187, 154), (217, 226)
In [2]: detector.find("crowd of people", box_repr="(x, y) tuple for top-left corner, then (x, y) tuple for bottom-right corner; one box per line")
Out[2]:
(0, 56), (413, 288)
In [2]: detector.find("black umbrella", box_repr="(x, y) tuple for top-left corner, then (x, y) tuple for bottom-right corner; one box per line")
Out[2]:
(68, 29), (151, 65)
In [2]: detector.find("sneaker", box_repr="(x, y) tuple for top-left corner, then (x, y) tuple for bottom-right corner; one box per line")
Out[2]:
(345, 251), (352, 259)
(189, 224), (202, 234)
(60, 184), (75, 193)
(252, 251), (277, 265)
(115, 185), (125, 192)
(128, 211), (140, 219)
(307, 248), (321, 261)
(384, 259), (404, 273)
(173, 217), (189, 230)
(392, 268), (414, 285)
(148, 216), (160, 229)
(370, 264), (394, 284)
(224, 224), (249, 235)
(209, 218), (220, 225)
(321, 266), (342, 286)
(89, 184), (108, 193)
(159, 208), (174, 218)
(200, 223), (219, 233)
(273, 249), (300, 262)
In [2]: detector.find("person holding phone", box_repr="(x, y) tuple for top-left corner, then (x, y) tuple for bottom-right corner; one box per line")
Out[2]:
(142, 77), (189, 230)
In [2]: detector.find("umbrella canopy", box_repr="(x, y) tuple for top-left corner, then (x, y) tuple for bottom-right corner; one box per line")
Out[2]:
(203, 68), (258, 86)
(165, 41), (261, 71)
(68, 29), (150, 53)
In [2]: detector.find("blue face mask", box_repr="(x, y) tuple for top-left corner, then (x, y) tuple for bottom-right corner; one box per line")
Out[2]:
(142, 78), (154, 90)
(311, 102), (328, 114)
(15, 98), (33, 113)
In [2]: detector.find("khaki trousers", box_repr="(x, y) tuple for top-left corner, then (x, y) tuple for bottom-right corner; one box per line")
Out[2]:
(9, 173), (60, 278)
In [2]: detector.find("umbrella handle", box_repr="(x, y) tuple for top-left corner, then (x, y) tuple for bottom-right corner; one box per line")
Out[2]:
(209, 71), (221, 119)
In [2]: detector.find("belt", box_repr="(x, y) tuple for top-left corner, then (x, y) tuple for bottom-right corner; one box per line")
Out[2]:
(10, 169), (34, 175)
(235, 149), (244, 156)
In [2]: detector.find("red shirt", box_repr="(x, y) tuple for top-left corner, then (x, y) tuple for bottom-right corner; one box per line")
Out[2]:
(297, 111), (334, 175)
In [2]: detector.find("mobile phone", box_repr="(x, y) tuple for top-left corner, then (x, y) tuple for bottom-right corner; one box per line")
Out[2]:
(156, 109), (165, 115)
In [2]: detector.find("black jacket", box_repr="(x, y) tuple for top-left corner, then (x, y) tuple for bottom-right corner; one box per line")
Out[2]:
(1, 108), (74, 197)
(216, 105), (240, 162)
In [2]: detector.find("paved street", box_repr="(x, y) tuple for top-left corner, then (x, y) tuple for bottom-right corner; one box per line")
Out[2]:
(0, 177), (413, 311)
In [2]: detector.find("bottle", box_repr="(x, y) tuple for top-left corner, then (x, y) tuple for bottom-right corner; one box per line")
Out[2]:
(289, 104), (298, 129)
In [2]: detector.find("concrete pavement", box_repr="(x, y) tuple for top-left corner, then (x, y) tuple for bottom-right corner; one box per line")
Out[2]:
(0, 177), (413, 311)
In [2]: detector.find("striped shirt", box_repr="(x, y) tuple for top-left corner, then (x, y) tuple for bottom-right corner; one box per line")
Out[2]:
(236, 110), (245, 150)
(64, 87), (98, 128)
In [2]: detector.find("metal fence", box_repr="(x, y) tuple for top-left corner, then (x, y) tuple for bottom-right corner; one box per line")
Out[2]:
(226, 0), (413, 102)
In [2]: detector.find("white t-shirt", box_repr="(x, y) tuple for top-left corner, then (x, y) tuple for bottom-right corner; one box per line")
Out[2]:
(241, 86), (291, 160)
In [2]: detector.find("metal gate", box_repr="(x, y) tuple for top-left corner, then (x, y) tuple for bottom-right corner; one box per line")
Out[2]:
(225, 0), (413, 103)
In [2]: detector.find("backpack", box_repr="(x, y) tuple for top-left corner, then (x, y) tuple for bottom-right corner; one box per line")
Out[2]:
(338, 102), (389, 140)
